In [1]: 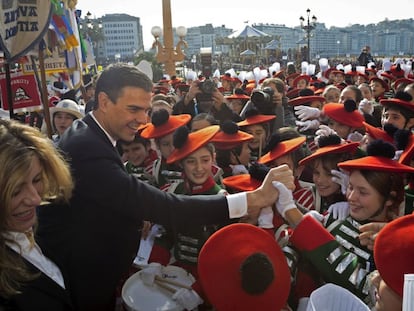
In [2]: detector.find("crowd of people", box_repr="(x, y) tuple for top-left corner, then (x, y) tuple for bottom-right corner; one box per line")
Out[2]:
(1, 54), (414, 311)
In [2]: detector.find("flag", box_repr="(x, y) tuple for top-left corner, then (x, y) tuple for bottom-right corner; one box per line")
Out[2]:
(0, 0), (53, 61)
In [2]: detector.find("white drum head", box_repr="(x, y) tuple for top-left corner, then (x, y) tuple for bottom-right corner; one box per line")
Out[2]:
(122, 265), (195, 311)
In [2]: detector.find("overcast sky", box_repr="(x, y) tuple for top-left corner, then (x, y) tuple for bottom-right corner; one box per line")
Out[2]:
(78, 0), (414, 49)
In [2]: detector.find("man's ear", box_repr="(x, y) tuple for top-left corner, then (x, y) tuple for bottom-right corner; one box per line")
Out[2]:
(98, 92), (110, 112)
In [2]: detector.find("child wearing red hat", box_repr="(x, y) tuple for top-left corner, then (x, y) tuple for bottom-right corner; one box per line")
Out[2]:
(224, 88), (250, 115)
(212, 121), (253, 178)
(237, 108), (276, 162)
(118, 133), (158, 184)
(369, 213), (414, 311)
(380, 91), (414, 131)
(369, 76), (389, 125)
(272, 139), (414, 305)
(148, 125), (229, 307)
(198, 223), (291, 311)
(140, 109), (191, 189)
(258, 129), (313, 211)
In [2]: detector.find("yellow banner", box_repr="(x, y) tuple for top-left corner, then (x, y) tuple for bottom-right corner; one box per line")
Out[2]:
(22, 57), (68, 74)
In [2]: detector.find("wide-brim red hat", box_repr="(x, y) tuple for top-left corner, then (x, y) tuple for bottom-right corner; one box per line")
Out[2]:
(152, 86), (170, 95)
(225, 93), (250, 100)
(379, 97), (414, 113)
(222, 174), (261, 191)
(288, 95), (325, 107)
(380, 71), (396, 81)
(258, 136), (306, 164)
(357, 72), (369, 80)
(237, 114), (276, 127)
(166, 125), (219, 164)
(292, 74), (311, 88)
(363, 122), (394, 143)
(298, 142), (360, 166)
(212, 130), (253, 150)
(286, 88), (300, 99)
(198, 223), (290, 311)
(221, 74), (233, 81)
(140, 114), (191, 139)
(398, 133), (414, 165)
(323, 67), (335, 79)
(394, 78), (414, 90)
(374, 214), (414, 297)
(286, 72), (300, 81)
(323, 103), (364, 128)
(338, 155), (414, 173)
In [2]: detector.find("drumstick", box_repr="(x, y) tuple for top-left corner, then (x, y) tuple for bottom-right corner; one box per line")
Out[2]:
(154, 275), (193, 290)
(154, 279), (177, 294)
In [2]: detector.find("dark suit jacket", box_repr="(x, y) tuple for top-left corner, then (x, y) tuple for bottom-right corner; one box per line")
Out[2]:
(0, 249), (73, 311)
(37, 114), (230, 311)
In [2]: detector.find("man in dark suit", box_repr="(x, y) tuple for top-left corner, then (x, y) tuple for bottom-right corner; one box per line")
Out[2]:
(37, 63), (294, 311)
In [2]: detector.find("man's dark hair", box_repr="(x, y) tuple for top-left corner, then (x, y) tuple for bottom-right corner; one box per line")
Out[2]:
(95, 63), (153, 105)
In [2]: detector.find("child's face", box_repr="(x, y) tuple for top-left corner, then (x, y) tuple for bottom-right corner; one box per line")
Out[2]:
(370, 81), (385, 98)
(182, 147), (213, 185)
(327, 119), (352, 140)
(157, 133), (174, 160)
(381, 107), (410, 130)
(245, 124), (267, 151)
(347, 170), (390, 222)
(122, 142), (149, 166)
(312, 159), (340, 198)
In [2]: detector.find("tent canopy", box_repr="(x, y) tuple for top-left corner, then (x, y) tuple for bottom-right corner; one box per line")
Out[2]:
(228, 25), (270, 38)
(240, 49), (255, 56)
(263, 39), (279, 50)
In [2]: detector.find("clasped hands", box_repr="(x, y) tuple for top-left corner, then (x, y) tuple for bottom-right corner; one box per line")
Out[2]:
(245, 164), (295, 223)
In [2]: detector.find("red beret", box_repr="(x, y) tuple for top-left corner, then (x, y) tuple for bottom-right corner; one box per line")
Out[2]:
(198, 223), (290, 311)
(167, 125), (219, 164)
(374, 214), (414, 297)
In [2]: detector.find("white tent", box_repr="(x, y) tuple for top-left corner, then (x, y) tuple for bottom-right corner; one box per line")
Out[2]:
(228, 25), (270, 38)
(240, 49), (255, 56)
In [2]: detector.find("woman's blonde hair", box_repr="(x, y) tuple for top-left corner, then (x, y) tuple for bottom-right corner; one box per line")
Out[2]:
(0, 119), (73, 297)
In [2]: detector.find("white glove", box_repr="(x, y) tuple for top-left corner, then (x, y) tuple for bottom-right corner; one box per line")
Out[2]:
(359, 99), (374, 115)
(295, 119), (320, 132)
(306, 210), (325, 223)
(347, 131), (364, 142)
(393, 149), (404, 161)
(294, 105), (321, 121)
(258, 206), (274, 229)
(331, 169), (349, 195)
(172, 288), (203, 310)
(315, 124), (337, 137)
(140, 262), (162, 286)
(272, 181), (297, 219)
(230, 164), (249, 175)
(327, 201), (350, 220)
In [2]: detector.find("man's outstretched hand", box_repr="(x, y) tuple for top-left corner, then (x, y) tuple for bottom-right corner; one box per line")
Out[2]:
(245, 164), (294, 223)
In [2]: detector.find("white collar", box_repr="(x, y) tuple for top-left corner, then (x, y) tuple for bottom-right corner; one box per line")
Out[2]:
(4, 231), (34, 253)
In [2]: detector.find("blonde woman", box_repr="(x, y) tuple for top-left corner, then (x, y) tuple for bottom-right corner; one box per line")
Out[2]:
(0, 119), (73, 310)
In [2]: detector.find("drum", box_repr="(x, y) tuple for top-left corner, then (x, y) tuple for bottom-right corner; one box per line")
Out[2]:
(122, 265), (196, 311)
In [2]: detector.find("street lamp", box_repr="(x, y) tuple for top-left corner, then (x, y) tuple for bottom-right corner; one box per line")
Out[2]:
(299, 8), (317, 62)
(78, 10), (103, 64)
(337, 40), (340, 58)
(151, 0), (188, 77)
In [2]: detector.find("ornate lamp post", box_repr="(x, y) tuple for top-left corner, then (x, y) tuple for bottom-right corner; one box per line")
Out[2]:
(79, 11), (103, 63)
(337, 40), (341, 58)
(151, 0), (187, 77)
(299, 8), (317, 62)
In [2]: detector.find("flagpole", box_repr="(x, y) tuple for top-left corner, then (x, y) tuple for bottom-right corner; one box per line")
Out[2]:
(4, 62), (14, 120)
(38, 45), (53, 139)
